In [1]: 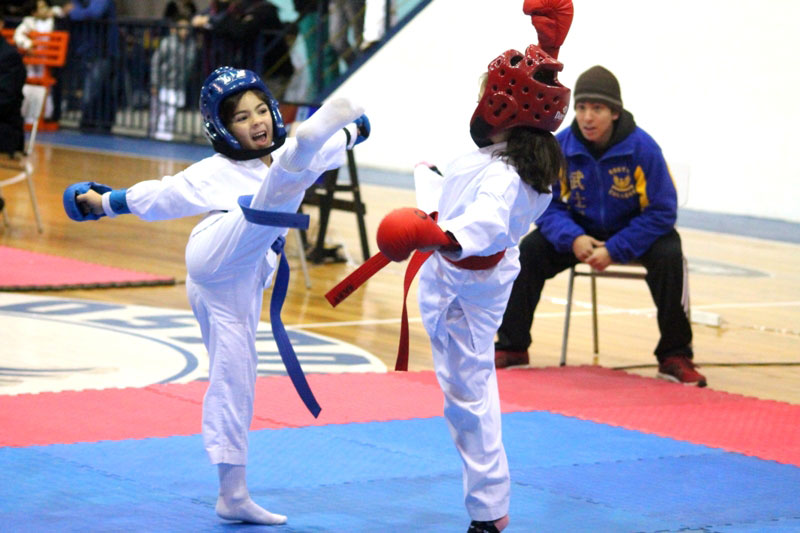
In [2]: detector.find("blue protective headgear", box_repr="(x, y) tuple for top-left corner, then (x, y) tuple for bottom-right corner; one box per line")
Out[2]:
(199, 66), (287, 161)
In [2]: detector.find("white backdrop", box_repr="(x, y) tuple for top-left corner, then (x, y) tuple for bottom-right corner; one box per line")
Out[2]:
(332, 0), (800, 223)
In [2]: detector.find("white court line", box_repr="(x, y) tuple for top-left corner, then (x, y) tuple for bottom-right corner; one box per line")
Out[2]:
(690, 301), (800, 310)
(286, 317), (423, 329)
(291, 300), (800, 329)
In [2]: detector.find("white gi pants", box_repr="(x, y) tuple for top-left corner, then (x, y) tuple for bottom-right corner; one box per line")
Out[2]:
(430, 299), (510, 522)
(184, 164), (306, 465)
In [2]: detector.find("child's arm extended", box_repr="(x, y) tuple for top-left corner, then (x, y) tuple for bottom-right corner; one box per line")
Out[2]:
(63, 181), (128, 221)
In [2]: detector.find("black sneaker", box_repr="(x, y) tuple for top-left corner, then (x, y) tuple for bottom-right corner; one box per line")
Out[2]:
(468, 520), (500, 533)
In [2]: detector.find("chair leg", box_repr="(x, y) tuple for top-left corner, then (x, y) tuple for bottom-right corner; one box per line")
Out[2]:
(24, 170), (44, 233)
(590, 270), (599, 365)
(560, 266), (577, 366)
(0, 188), (9, 228)
(293, 229), (312, 289)
(346, 150), (371, 261)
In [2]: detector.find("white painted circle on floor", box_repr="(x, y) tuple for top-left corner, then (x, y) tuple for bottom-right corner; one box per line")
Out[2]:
(0, 293), (385, 395)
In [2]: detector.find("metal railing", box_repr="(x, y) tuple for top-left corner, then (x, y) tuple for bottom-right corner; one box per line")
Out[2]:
(4, 0), (432, 143)
(56, 18), (295, 142)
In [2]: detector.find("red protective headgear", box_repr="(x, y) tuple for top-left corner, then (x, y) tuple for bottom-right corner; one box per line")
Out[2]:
(470, 44), (570, 147)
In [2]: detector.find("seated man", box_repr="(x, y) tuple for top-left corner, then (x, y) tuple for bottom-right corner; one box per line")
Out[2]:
(495, 65), (705, 387)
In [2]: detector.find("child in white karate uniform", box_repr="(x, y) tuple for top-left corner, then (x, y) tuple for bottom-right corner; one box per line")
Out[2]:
(67, 66), (368, 525)
(375, 43), (571, 533)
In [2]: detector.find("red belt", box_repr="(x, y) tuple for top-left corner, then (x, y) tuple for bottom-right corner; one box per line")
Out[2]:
(444, 249), (505, 270)
(326, 247), (506, 371)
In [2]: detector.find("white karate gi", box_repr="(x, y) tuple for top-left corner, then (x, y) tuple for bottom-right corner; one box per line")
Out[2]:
(415, 143), (552, 521)
(120, 133), (347, 465)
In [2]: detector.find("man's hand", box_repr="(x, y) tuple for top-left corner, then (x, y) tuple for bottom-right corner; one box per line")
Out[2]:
(572, 234), (604, 262)
(585, 246), (612, 271)
(522, 0), (574, 58)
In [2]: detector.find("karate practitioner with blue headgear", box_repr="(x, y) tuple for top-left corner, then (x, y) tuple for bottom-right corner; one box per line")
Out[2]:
(63, 66), (369, 525)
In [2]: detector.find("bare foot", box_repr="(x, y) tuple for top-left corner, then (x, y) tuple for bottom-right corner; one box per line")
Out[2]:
(215, 495), (287, 525)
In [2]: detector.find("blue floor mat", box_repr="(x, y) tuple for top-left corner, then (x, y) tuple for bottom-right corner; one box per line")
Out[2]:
(1, 412), (798, 532)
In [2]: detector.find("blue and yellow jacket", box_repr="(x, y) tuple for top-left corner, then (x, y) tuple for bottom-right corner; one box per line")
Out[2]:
(537, 111), (677, 264)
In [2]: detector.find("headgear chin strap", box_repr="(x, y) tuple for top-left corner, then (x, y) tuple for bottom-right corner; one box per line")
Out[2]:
(200, 66), (287, 160)
(470, 44), (570, 147)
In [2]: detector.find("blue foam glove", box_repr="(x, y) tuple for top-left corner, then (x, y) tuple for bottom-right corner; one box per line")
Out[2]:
(354, 114), (370, 145)
(62, 181), (113, 221)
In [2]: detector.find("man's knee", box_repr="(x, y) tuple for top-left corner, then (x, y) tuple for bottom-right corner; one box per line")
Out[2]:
(642, 230), (684, 271)
(520, 230), (574, 279)
(519, 230), (551, 263)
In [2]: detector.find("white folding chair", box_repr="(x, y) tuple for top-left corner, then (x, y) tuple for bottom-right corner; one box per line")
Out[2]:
(0, 84), (47, 233)
(560, 262), (649, 366)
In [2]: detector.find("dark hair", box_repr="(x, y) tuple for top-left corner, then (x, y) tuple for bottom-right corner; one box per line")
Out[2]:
(494, 126), (565, 193)
(220, 89), (269, 128)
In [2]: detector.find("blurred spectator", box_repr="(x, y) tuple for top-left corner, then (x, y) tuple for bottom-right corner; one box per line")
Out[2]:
(328, 0), (363, 67)
(13, 1), (64, 51)
(13, 0), (65, 121)
(362, 0), (394, 50)
(192, 0), (293, 99)
(0, 18), (26, 158)
(62, 0), (119, 132)
(284, 0), (338, 102)
(163, 0), (196, 22)
(149, 16), (197, 140)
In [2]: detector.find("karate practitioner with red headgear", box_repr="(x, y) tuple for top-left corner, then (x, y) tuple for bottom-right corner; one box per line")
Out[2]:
(375, 3), (573, 531)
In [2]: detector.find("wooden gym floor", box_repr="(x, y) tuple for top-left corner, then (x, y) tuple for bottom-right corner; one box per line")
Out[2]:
(1, 141), (798, 404)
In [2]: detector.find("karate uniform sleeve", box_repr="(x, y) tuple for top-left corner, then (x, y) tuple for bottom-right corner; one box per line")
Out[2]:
(414, 164), (445, 215)
(124, 158), (222, 221)
(437, 164), (522, 259)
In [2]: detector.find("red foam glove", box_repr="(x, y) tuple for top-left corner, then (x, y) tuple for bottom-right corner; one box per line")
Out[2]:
(523, 0), (574, 58)
(376, 208), (459, 262)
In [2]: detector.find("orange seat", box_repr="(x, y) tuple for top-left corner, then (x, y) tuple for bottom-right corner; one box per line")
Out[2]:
(2, 29), (70, 131)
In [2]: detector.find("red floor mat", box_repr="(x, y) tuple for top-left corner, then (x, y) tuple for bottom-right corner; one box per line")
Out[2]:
(1, 367), (797, 466)
(0, 246), (175, 290)
(498, 366), (800, 466)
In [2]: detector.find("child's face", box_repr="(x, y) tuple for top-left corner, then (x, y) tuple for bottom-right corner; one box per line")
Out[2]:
(173, 19), (190, 40)
(35, 0), (50, 18)
(228, 91), (274, 152)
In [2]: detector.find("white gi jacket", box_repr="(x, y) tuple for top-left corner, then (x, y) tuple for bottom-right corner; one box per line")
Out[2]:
(416, 142), (552, 351)
(120, 133), (347, 465)
(414, 142), (552, 521)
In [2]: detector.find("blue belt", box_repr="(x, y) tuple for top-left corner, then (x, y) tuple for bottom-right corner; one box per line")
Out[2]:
(238, 195), (320, 418)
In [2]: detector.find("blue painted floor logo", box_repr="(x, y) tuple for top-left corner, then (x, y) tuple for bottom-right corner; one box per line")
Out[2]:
(0, 293), (386, 395)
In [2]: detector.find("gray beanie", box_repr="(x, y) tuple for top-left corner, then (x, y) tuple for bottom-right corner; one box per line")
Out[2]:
(574, 65), (622, 112)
